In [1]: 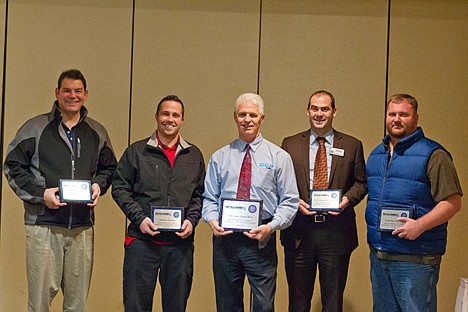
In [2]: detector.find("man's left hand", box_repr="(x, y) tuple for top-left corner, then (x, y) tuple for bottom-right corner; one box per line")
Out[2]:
(176, 220), (193, 239)
(392, 217), (424, 240)
(87, 183), (101, 208)
(243, 224), (272, 241)
(328, 195), (349, 216)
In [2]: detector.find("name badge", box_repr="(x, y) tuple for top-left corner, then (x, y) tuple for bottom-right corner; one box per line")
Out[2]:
(59, 179), (93, 203)
(378, 207), (414, 231)
(151, 207), (184, 231)
(220, 198), (263, 231)
(309, 189), (341, 212)
(330, 148), (344, 157)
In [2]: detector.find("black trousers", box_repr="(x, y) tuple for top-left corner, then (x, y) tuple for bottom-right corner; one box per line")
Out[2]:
(213, 232), (277, 312)
(123, 239), (194, 312)
(284, 222), (351, 312)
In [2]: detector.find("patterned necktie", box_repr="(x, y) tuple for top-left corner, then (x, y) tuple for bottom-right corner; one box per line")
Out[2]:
(313, 137), (328, 189)
(236, 144), (251, 200)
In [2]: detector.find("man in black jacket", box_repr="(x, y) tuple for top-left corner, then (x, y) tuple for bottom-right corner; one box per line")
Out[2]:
(4, 69), (117, 311)
(112, 95), (205, 312)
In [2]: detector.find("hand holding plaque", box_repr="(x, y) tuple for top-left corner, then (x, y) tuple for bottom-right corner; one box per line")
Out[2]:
(378, 207), (414, 231)
(219, 199), (262, 231)
(309, 189), (341, 212)
(151, 207), (184, 231)
(59, 179), (93, 203)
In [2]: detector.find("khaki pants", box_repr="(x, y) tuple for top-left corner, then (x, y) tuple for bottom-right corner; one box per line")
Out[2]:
(456, 278), (468, 312)
(25, 225), (94, 312)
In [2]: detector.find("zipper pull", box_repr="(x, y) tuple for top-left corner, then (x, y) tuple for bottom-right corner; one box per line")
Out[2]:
(77, 138), (81, 158)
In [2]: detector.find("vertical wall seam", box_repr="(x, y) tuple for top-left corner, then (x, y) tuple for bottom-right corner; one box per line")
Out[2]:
(128, 0), (136, 147)
(0, 0), (10, 236)
(384, 0), (392, 136)
(124, 0), (136, 235)
(256, 0), (263, 95)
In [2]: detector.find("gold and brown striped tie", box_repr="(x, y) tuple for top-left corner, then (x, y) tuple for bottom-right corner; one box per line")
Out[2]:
(313, 137), (328, 190)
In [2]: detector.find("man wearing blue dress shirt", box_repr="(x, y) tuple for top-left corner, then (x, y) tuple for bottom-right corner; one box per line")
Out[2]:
(202, 93), (299, 312)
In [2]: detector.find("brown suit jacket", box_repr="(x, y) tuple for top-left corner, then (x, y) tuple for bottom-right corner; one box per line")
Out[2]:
(280, 129), (367, 255)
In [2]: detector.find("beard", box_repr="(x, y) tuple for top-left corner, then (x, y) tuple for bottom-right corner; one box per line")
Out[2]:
(387, 123), (416, 140)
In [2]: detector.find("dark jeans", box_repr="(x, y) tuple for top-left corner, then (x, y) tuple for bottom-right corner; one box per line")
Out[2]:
(284, 223), (351, 312)
(213, 232), (277, 312)
(123, 239), (194, 312)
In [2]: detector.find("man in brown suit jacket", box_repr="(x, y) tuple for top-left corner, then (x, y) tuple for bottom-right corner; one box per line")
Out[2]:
(280, 90), (367, 312)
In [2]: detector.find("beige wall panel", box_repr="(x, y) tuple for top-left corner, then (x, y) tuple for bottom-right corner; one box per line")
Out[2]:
(260, 1), (388, 311)
(131, 0), (261, 157)
(388, 1), (468, 310)
(260, 0), (388, 148)
(131, 1), (260, 311)
(0, 0), (5, 238)
(0, 1), (132, 311)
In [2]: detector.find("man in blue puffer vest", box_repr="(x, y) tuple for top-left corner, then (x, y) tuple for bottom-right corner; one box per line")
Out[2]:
(365, 93), (462, 312)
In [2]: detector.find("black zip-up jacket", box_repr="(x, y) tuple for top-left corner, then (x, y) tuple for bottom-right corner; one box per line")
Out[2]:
(111, 132), (205, 245)
(4, 101), (117, 228)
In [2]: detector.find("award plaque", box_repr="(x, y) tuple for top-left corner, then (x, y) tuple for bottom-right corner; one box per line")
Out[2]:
(151, 207), (184, 231)
(219, 198), (263, 231)
(59, 179), (93, 203)
(309, 189), (341, 212)
(378, 207), (414, 231)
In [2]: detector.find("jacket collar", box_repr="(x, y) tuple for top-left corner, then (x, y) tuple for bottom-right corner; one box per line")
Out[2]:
(50, 100), (88, 125)
(383, 127), (424, 153)
(147, 131), (191, 152)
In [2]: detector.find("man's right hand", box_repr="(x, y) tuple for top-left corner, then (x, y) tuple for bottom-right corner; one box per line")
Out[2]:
(43, 187), (67, 209)
(139, 217), (160, 236)
(298, 198), (317, 216)
(208, 219), (233, 237)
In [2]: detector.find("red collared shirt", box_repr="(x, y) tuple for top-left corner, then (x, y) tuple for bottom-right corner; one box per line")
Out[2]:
(156, 132), (179, 168)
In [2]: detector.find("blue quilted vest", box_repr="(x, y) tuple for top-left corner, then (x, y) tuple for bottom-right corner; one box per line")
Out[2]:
(365, 128), (447, 255)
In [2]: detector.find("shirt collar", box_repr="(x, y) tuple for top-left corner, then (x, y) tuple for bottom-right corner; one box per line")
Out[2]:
(235, 133), (264, 153)
(156, 131), (179, 150)
(310, 129), (334, 144)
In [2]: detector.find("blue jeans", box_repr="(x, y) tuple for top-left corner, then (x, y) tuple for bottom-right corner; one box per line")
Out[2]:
(369, 251), (440, 312)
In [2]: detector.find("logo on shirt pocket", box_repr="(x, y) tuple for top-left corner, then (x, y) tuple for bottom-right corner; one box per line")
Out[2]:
(259, 162), (273, 169)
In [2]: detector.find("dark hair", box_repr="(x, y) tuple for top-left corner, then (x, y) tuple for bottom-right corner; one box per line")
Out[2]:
(156, 95), (185, 117)
(308, 90), (335, 109)
(57, 69), (87, 90)
(387, 93), (418, 112)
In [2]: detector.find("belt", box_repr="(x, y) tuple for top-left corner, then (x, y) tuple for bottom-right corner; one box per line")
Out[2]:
(370, 248), (441, 265)
(313, 214), (327, 223)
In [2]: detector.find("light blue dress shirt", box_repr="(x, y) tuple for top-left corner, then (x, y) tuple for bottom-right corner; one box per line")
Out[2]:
(309, 129), (334, 190)
(202, 134), (299, 232)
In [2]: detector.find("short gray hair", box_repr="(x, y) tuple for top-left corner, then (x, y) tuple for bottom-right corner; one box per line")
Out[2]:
(235, 93), (264, 116)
